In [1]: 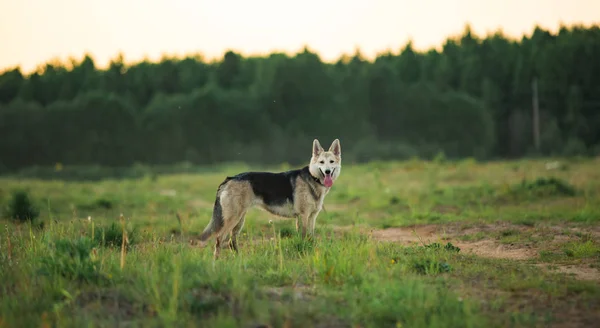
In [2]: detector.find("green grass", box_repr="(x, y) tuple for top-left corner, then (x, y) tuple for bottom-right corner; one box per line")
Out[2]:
(1, 157), (600, 327)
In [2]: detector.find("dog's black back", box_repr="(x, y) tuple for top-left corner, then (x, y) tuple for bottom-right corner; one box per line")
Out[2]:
(227, 166), (314, 206)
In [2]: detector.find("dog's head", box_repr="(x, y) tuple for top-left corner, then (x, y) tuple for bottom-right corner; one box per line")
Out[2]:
(309, 139), (341, 188)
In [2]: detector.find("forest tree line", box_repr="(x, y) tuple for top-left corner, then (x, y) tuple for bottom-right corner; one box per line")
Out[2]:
(1, 24), (599, 171)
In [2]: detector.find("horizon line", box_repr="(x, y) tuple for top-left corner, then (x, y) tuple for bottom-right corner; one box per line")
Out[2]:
(3, 21), (599, 76)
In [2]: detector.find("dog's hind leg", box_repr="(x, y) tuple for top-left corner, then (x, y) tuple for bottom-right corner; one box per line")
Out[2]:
(215, 200), (248, 259)
(211, 180), (253, 259)
(213, 223), (234, 259)
(229, 211), (247, 253)
(213, 221), (236, 258)
(213, 234), (223, 259)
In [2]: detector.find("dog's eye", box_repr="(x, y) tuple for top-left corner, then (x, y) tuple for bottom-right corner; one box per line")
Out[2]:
(330, 160), (334, 164)
(319, 160), (324, 164)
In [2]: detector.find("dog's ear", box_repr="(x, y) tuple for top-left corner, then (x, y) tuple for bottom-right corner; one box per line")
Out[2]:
(328, 139), (341, 157)
(313, 139), (324, 157)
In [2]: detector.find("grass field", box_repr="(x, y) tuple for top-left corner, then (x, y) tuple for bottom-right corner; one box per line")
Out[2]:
(1, 157), (599, 327)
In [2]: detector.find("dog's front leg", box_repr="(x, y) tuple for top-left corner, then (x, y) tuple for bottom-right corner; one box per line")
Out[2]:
(308, 210), (320, 236)
(300, 212), (310, 239)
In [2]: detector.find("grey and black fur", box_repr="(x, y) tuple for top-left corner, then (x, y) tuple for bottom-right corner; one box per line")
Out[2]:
(198, 139), (342, 259)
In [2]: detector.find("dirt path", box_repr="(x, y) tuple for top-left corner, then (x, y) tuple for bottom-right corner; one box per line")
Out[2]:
(367, 224), (538, 260)
(359, 223), (600, 282)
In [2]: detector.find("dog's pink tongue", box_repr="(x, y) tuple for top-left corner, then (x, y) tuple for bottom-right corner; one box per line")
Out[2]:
(324, 174), (333, 187)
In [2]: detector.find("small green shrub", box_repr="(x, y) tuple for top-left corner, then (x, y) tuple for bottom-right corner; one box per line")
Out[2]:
(505, 177), (577, 201)
(39, 237), (105, 284)
(424, 242), (461, 253)
(5, 190), (39, 223)
(279, 226), (295, 239)
(525, 177), (575, 195)
(412, 259), (453, 275)
(563, 240), (600, 259)
(94, 198), (114, 209)
(77, 197), (115, 211)
(94, 222), (138, 249)
(282, 235), (316, 256)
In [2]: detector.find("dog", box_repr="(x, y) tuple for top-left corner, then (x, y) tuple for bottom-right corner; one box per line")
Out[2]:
(197, 139), (341, 259)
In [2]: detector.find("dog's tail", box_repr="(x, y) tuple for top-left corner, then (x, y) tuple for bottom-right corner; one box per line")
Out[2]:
(198, 177), (231, 242)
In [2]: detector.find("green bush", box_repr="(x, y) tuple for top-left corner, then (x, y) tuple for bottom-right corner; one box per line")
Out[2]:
(39, 237), (105, 284)
(511, 177), (577, 199)
(94, 221), (138, 249)
(5, 190), (39, 223)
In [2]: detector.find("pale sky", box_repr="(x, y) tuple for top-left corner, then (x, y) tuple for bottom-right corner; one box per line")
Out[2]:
(0, 0), (599, 73)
